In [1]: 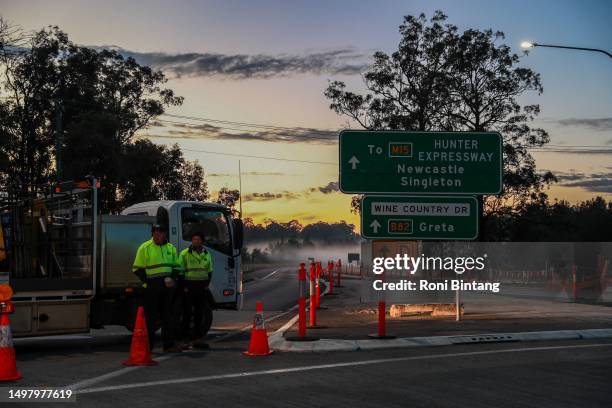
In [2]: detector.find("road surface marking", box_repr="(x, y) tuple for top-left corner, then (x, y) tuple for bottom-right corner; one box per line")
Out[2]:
(75, 343), (612, 394)
(259, 269), (280, 281)
(69, 291), (299, 391)
(69, 354), (175, 390)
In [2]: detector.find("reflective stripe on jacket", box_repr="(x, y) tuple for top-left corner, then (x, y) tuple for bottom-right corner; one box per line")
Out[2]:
(132, 239), (180, 279)
(179, 246), (212, 281)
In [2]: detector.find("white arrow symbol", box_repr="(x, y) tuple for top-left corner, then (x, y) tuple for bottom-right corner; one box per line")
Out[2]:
(370, 219), (381, 233)
(348, 156), (360, 170)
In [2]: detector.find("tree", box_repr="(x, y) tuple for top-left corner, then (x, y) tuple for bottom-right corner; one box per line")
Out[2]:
(325, 11), (456, 131)
(324, 11), (555, 238)
(0, 22), (209, 212)
(216, 187), (240, 210)
(443, 27), (555, 216)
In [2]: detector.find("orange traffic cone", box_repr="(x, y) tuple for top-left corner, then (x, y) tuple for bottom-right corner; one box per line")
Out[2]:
(0, 313), (22, 381)
(243, 301), (272, 356)
(123, 306), (158, 366)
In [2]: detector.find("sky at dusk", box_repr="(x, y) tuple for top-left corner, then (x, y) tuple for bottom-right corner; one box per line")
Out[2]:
(2, 0), (611, 226)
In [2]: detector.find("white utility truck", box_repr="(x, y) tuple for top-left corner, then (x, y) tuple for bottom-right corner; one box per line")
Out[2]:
(0, 179), (244, 337)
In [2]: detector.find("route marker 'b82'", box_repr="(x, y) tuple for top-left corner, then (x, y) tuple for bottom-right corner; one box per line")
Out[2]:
(339, 130), (503, 194)
(361, 195), (479, 240)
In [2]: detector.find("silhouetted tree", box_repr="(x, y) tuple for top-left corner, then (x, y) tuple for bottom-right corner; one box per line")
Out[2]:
(0, 22), (210, 211)
(216, 187), (240, 210)
(325, 11), (555, 233)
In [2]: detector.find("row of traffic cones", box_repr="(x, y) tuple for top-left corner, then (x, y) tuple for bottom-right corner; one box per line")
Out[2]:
(122, 301), (273, 366)
(0, 298), (273, 383)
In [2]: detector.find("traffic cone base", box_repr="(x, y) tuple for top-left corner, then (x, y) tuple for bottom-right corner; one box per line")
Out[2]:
(0, 348), (22, 381)
(123, 306), (158, 366)
(243, 328), (273, 356)
(284, 333), (319, 342)
(0, 314), (22, 382)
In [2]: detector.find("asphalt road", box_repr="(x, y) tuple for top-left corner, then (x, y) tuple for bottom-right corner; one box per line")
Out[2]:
(8, 266), (612, 407)
(8, 339), (612, 407)
(241, 265), (299, 311)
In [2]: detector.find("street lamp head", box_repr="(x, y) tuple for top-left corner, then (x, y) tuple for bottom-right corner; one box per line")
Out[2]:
(521, 41), (535, 49)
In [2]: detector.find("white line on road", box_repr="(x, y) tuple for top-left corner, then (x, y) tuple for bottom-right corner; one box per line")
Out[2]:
(69, 291), (299, 391)
(69, 354), (175, 390)
(76, 343), (612, 394)
(258, 269), (280, 281)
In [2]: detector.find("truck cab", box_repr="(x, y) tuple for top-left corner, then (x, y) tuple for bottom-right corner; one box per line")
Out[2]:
(120, 201), (244, 310)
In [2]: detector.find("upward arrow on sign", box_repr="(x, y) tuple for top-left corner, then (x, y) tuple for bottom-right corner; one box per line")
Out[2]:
(370, 219), (381, 233)
(348, 156), (360, 170)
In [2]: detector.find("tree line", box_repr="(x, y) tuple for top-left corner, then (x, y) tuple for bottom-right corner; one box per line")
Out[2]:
(0, 20), (208, 213)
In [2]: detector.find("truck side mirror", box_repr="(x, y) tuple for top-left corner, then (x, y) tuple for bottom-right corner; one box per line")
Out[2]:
(232, 218), (244, 250)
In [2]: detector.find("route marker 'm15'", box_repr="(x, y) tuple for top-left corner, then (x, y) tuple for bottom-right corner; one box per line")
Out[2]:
(340, 130), (503, 194)
(360, 195), (479, 240)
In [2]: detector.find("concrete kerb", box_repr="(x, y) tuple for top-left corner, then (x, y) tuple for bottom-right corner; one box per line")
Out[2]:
(269, 268), (612, 353)
(271, 328), (612, 353)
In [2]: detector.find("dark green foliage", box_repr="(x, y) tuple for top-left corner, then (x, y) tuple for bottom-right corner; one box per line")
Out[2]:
(0, 22), (208, 212)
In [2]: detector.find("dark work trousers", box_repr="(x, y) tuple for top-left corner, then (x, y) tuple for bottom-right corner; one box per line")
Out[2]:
(143, 277), (180, 350)
(180, 281), (208, 341)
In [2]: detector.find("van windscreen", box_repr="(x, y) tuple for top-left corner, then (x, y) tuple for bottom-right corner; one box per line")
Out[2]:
(181, 207), (231, 254)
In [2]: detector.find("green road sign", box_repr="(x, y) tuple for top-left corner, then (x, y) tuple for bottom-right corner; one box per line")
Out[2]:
(360, 195), (479, 240)
(339, 130), (502, 194)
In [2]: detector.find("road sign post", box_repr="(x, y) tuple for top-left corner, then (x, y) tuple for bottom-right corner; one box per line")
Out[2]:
(340, 130), (502, 194)
(361, 195), (479, 240)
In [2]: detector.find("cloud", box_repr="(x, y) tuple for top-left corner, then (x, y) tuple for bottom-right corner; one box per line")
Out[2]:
(98, 46), (370, 79)
(147, 120), (338, 145)
(554, 171), (612, 193)
(557, 118), (612, 131)
(551, 171), (587, 182)
(317, 181), (340, 194)
(536, 147), (612, 155)
(245, 171), (285, 176)
(243, 191), (299, 202)
(243, 192), (283, 201)
(564, 178), (612, 193)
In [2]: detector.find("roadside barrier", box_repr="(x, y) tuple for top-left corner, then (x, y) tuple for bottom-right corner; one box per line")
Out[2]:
(368, 274), (395, 340)
(123, 306), (157, 366)
(326, 260), (337, 295)
(285, 263), (319, 342)
(315, 262), (322, 309)
(309, 262), (317, 327)
(243, 301), (272, 356)
(0, 285), (21, 382)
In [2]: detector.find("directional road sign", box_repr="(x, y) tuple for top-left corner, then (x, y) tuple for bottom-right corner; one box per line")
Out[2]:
(361, 195), (479, 240)
(339, 130), (502, 194)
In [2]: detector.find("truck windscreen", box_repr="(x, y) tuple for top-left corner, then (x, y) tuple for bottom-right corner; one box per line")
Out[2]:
(181, 207), (231, 255)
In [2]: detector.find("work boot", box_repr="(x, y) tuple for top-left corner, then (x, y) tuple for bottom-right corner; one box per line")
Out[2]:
(163, 345), (183, 353)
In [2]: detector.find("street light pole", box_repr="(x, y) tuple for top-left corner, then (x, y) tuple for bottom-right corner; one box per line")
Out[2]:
(521, 41), (612, 58)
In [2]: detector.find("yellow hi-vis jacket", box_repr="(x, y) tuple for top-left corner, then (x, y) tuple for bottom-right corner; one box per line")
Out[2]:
(179, 246), (212, 281)
(132, 239), (180, 279)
